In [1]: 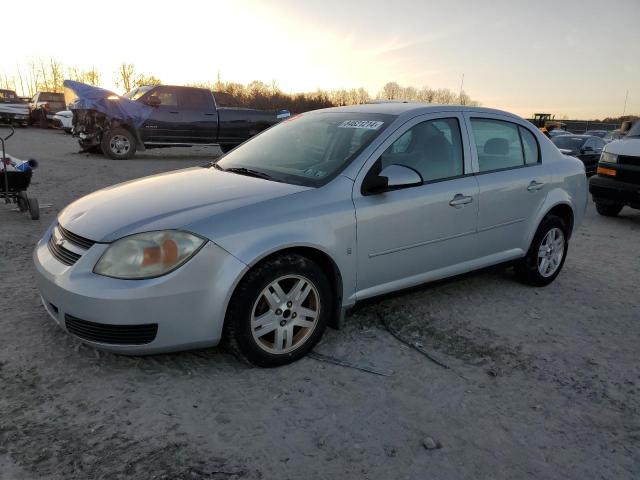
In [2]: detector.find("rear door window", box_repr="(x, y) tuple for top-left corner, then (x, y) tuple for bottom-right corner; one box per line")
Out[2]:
(180, 89), (212, 109)
(471, 119), (524, 172)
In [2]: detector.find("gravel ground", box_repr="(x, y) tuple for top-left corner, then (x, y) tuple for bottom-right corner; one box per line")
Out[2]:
(1, 128), (639, 480)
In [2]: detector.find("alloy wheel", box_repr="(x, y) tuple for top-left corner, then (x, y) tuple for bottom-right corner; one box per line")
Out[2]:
(537, 227), (565, 278)
(251, 275), (321, 354)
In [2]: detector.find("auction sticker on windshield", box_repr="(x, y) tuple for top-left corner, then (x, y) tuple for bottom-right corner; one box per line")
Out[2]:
(338, 120), (384, 130)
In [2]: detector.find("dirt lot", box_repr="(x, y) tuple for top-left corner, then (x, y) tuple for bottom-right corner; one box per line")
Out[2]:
(0, 128), (638, 479)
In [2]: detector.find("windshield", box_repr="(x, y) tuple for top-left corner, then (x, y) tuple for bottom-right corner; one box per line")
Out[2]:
(123, 86), (153, 101)
(626, 121), (640, 138)
(551, 136), (586, 150)
(216, 112), (395, 187)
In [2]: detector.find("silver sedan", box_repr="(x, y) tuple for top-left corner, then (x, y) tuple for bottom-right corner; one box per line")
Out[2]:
(34, 103), (588, 366)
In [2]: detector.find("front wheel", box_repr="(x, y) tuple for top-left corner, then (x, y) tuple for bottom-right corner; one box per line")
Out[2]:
(224, 254), (332, 367)
(516, 215), (568, 287)
(101, 127), (137, 160)
(595, 203), (623, 217)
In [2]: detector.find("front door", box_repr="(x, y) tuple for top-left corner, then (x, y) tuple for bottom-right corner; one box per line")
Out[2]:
(140, 86), (185, 143)
(353, 114), (480, 299)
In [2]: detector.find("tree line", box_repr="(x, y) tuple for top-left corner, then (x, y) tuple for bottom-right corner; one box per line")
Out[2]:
(1, 58), (480, 113)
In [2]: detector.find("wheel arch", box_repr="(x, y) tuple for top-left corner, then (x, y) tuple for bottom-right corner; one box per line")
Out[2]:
(545, 203), (574, 237)
(225, 244), (345, 330)
(107, 121), (145, 149)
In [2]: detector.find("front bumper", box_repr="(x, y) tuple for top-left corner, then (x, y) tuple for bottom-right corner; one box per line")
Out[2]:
(33, 224), (247, 354)
(589, 174), (640, 208)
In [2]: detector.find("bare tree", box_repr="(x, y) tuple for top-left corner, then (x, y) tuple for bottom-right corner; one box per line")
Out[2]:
(136, 74), (161, 87)
(380, 82), (402, 100)
(115, 63), (136, 92)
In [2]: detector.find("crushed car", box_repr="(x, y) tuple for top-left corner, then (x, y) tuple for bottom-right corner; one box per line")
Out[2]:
(64, 80), (290, 159)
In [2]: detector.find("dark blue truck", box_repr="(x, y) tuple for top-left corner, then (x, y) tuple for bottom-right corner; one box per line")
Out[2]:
(69, 83), (289, 159)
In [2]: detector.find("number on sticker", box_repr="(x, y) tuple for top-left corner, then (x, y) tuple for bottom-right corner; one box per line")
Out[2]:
(338, 120), (384, 130)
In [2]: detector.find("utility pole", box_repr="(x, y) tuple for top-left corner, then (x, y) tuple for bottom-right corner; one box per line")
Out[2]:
(622, 90), (629, 117)
(459, 73), (465, 96)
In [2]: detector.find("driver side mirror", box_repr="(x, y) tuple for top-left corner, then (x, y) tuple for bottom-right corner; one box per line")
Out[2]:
(146, 96), (161, 107)
(582, 145), (594, 153)
(362, 163), (423, 196)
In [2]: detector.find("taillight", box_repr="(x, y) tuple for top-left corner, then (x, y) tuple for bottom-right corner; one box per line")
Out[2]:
(43, 103), (49, 110)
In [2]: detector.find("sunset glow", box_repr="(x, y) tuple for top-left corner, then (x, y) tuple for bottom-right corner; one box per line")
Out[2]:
(2, 0), (639, 118)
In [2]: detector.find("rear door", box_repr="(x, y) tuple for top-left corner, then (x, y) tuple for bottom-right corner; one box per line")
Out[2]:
(140, 86), (185, 143)
(464, 114), (551, 258)
(178, 88), (218, 144)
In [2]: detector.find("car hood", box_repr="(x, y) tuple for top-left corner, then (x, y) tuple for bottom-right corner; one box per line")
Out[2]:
(604, 137), (640, 156)
(57, 167), (311, 242)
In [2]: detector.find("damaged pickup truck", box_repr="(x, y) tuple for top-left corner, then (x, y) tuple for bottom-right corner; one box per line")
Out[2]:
(64, 80), (290, 159)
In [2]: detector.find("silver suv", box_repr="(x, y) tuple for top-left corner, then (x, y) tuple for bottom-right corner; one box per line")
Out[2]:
(34, 104), (588, 366)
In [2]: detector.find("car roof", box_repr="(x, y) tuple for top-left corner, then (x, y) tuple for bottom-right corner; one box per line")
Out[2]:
(314, 102), (523, 121)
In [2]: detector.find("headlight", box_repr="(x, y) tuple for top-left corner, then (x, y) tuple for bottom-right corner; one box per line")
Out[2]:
(600, 151), (618, 164)
(94, 230), (206, 279)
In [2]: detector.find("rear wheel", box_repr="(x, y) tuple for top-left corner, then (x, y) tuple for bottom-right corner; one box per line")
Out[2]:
(516, 215), (568, 287)
(595, 202), (623, 217)
(224, 253), (331, 367)
(28, 197), (39, 220)
(101, 128), (137, 160)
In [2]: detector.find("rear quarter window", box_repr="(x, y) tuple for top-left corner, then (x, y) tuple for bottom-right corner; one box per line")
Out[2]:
(519, 127), (540, 165)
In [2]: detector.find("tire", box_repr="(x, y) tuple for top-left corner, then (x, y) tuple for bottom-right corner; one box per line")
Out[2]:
(17, 191), (28, 212)
(224, 253), (332, 367)
(28, 197), (40, 220)
(515, 215), (568, 287)
(101, 127), (137, 160)
(595, 203), (623, 217)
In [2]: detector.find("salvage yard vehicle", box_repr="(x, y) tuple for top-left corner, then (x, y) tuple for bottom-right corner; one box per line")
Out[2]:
(29, 92), (66, 128)
(52, 110), (73, 133)
(34, 103), (587, 366)
(551, 134), (606, 175)
(65, 80), (290, 160)
(0, 90), (29, 127)
(589, 120), (640, 216)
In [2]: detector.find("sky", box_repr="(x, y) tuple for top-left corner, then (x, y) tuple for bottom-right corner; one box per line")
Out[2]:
(3, 0), (639, 119)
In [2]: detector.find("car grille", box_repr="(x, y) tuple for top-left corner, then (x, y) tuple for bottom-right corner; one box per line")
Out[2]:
(47, 224), (96, 266)
(65, 315), (158, 345)
(617, 169), (640, 185)
(618, 155), (640, 166)
(57, 224), (96, 249)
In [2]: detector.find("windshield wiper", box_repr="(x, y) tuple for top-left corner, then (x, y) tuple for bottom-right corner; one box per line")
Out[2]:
(221, 166), (279, 182)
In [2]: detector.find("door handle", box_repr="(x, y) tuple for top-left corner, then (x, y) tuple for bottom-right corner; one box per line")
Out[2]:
(169, 111), (179, 114)
(449, 194), (473, 207)
(527, 180), (545, 191)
